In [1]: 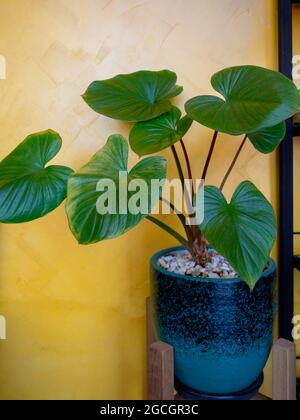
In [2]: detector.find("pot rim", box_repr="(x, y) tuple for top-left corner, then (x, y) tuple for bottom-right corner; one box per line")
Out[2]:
(150, 246), (276, 285)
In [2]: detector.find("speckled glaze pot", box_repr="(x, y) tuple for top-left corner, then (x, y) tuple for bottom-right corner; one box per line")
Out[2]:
(150, 246), (276, 397)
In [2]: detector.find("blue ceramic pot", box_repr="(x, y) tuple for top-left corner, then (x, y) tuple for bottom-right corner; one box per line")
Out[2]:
(150, 247), (276, 396)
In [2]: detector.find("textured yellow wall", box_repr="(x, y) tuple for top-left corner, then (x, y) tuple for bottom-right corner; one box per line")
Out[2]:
(0, 0), (282, 399)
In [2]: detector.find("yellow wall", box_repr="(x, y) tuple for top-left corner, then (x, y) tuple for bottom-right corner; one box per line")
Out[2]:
(0, 0), (286, 400)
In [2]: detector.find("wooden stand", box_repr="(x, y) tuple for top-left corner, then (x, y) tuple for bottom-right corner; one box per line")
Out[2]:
(147, 298), (297, 401)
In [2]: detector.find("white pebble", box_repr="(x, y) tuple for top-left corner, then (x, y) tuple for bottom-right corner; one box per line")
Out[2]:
(158, 258), (169, 269)
(157, 251), (239, 279)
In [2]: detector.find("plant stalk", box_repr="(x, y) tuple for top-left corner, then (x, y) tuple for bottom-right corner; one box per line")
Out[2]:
(180, 139), (195, 198)
(160, 197), (194, 243)
(146, 215), (190, 250)
(171, 144), (195, 222)
(171, 144), (185, 190)
(220, 135), (248, 191)
(191, 231), (211, 266)
(202, 131), (218, 180)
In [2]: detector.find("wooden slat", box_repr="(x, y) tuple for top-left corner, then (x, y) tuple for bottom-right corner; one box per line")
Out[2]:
(146, 296), (157, 388)
(146, 297), (156, 349)
(174, 394), (185, 400)
(148, 341), (174, 400)
(251, 393), (271, 401)
(273, 339), (296, 400)
(147, 298), (175, 400)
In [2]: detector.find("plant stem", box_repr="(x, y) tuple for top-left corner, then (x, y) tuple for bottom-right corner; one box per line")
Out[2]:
(146, 215), (190, 250)
(171, 145), (185, 190)
(171, 144), (194, 220)
(180, 139), (194, 198)
(160, 197), (194, 242)
(202, 131), (218, 180)
(220, 135), (248, 191)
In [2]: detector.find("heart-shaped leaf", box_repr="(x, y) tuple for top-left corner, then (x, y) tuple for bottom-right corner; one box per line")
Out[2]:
(129, 107), (193, 156)
(248, 122), (286, 154)
(66, 134), (167, 244)
(185, 65), (299, 135)
(82, 70), (183, 122)
(0, 130), (73, 224)
(198, 181), (276, 289)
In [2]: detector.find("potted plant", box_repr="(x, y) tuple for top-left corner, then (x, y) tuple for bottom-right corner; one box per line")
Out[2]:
(0, 66), (299, 399)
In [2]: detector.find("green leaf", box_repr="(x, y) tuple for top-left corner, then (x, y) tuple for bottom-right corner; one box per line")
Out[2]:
(66, 134), (167, 244)
(248, 122), (286, 154)
(198, 181), (276, 289)
(185, 65), (299, 135)
(129, 107), (193, 156)
(82, 70), (183, 122)
(0, 130), (73, 224)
